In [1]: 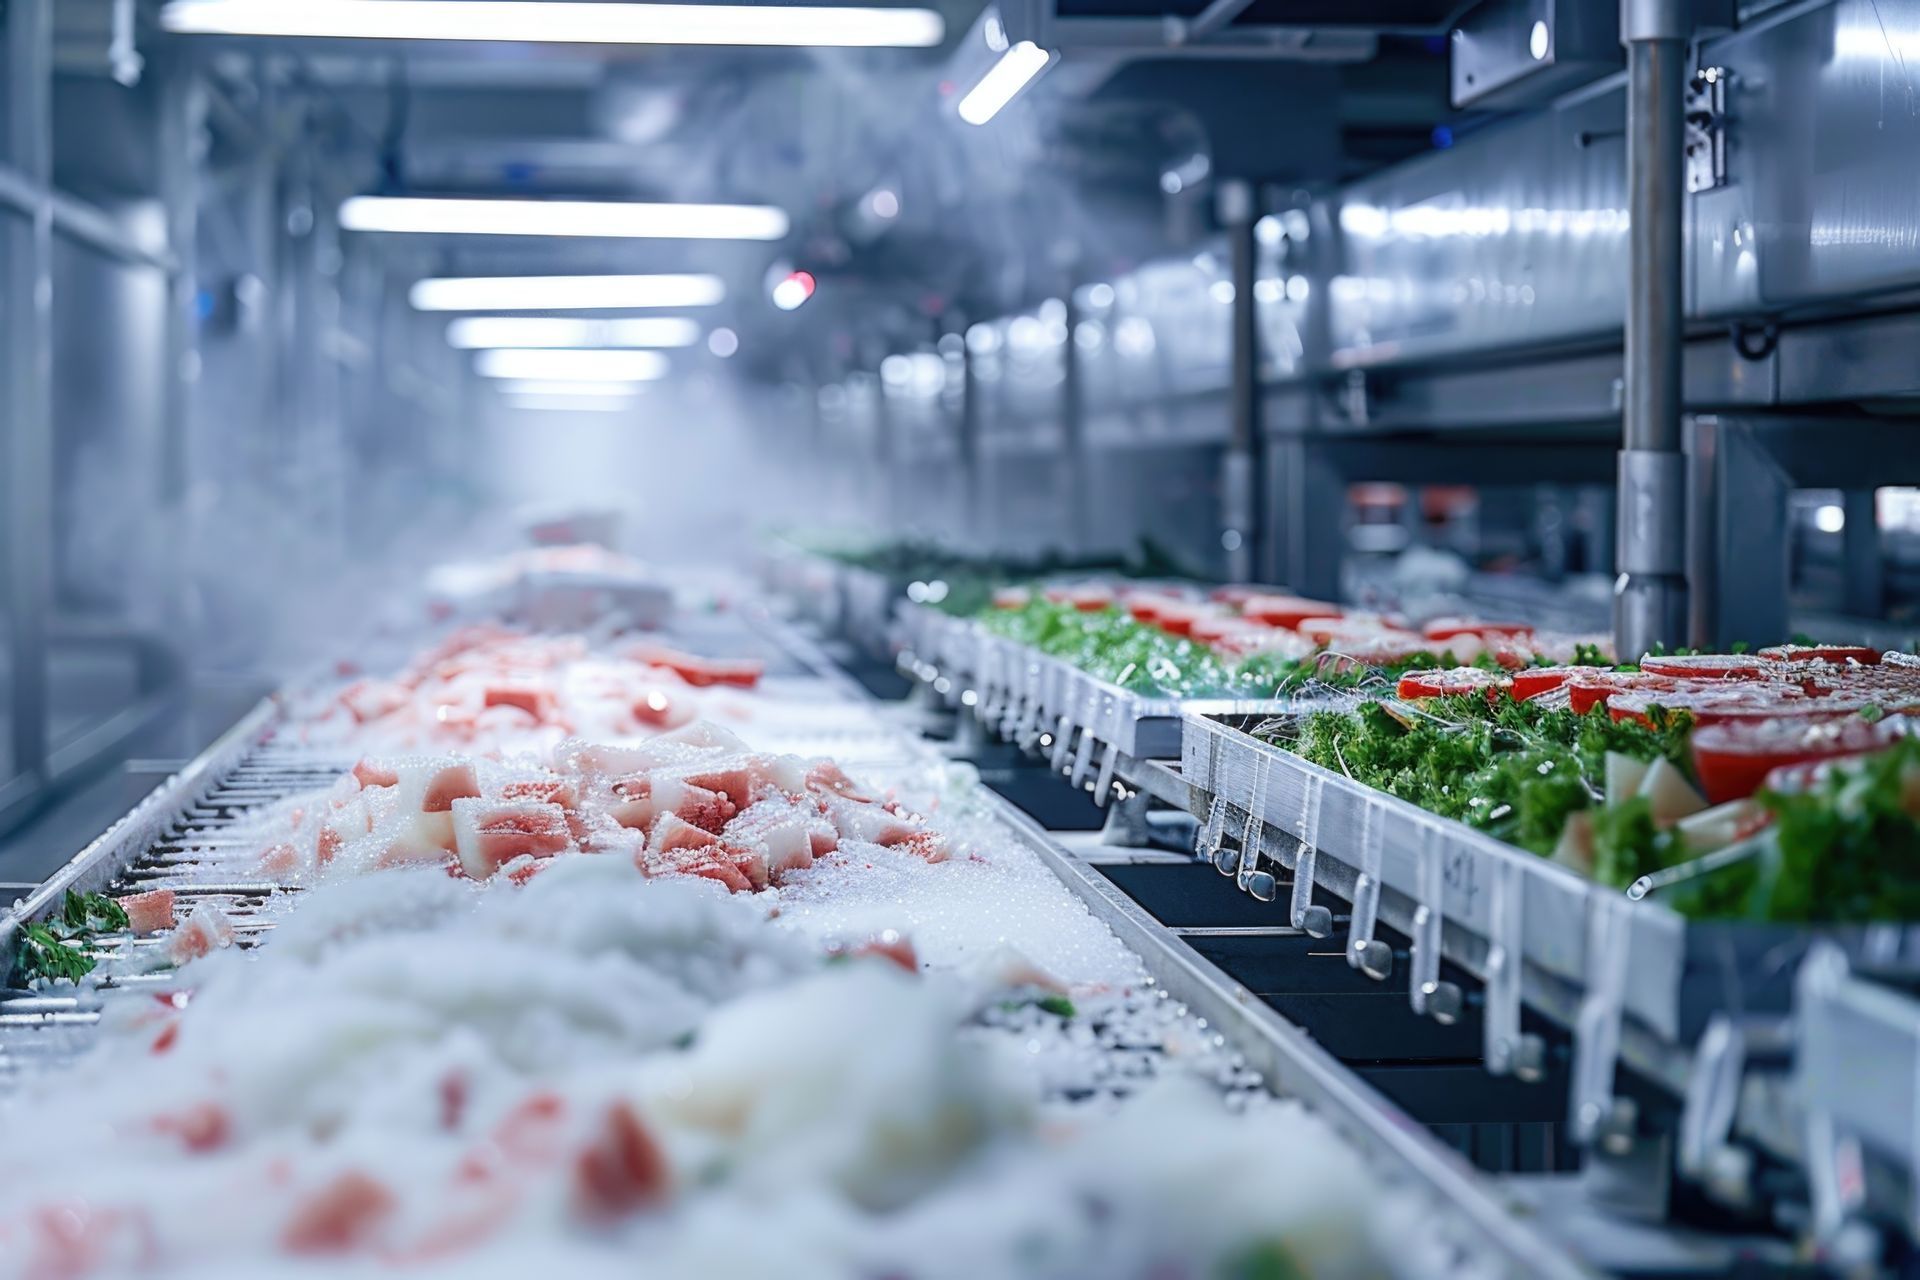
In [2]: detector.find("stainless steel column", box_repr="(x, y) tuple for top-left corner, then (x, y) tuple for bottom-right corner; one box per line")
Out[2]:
(1613, 0), (1690, 657)
(157, 53), (206, 507)
(957, 329), (984, 548)
(4, 0), (53, 791)
(1220, 179), (1261, 584)
(1060, 293), (1090, 555)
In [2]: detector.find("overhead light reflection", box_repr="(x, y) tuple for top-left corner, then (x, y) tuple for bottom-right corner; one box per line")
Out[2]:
(342, 196), (789, 241)
(957, 40), (1052, 125)
(475, 349), (670, 381)
(410, 273), (724, 311)
(163, 1), (945, 47)
(448, 316), (702, 348)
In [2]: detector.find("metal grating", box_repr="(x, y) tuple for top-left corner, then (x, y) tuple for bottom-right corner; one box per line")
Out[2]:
(0, 707), (349, 1082)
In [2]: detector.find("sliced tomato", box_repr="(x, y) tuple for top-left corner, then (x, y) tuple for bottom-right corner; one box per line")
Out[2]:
(1238, 595), (1341, 630)
(1609, 683), (1857, 729)
(1395, 667), (1509, 700)
(1510, 665), (1608, 702)
(1694, 716), (1909, 804)
(1565, 670), (1679, 715)
(1421, 617), (1533, 643)
(1757, 643), (1882, 666)
(1637, 654), (1770, 680)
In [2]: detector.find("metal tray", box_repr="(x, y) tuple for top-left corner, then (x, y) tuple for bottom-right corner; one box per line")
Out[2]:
(1179, 711), (1920, 1159)
(905, 607), (1283, 770)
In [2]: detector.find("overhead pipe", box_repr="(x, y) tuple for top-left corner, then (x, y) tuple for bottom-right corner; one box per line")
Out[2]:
(1613, 0), (1690, 657)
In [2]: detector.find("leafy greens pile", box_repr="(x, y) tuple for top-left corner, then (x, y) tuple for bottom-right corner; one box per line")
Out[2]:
(15, 889), (128, 983)
(1262, 694), (1696, 889)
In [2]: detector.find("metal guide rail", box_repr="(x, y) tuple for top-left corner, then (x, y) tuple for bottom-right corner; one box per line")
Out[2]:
(987, 794), (1598, 1280)
(0, 699), (339, 1076)
(1180, 709), (1920, 1248)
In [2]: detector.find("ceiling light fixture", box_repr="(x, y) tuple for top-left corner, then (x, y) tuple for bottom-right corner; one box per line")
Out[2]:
(956, 40), (1052, 126)
(447, 316), (702, 349)
(410, 274), (724, 312)
(162, 0), (944, 48)
(475, 349), (669, 381)
(342, 196), (788, 241)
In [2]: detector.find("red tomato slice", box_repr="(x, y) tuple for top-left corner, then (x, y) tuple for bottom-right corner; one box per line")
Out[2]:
(1395, 668), (1510, 700)
(1510, 665), (1608, 701)
(1637, 654), (1771, 679)
(1421, 617), (1533, 643)
(1757, 644), (1882, 666)
(1694, 716), (1910, 804)
(1610, 683), (1868, 729)
(1566, 670), (1682, 715)
(1238, 595), (1342, 630)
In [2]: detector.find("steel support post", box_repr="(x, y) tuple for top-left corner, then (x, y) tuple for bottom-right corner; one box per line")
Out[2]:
(4, 0), (54, 791)
(958, 328), (985, 549)
(1839, 489), (1883, 619)
(1273, 436), (1345, 601)
(1686, 417), (1792, 650)
(157, 52), (206, 507)
(1060, 292), (1090, 555)
(1614, 0), (1691, 656)
(1220, 180), (1262, 584)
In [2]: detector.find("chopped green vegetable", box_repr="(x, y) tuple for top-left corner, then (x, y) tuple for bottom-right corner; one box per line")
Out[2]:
(1035, 994), (1076, 1019)
(1669, 737), (1920, 922)
(18, 922), (94, 983)
(13, 889), (132, 984)
(1264, 694), (1690, 886)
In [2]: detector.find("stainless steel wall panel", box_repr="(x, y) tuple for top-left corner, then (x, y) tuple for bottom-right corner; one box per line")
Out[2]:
(1328, 77), (1629, 370)
(1692, 0), (1920, 319)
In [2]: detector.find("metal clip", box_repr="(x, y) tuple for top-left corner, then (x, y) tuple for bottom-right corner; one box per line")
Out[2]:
(1049, 714), (1075, 773)
(1092, 737), (1120, 808)
(1069, 710), (1098, 790)
(1483, 857), (1542, 1080)
(1290, 775), (1331, 936)
(1197, 795), (1229, 866)
(1571, 890), (1634, 1147)
(1236, 751), (1272, 898)
(1684, 66), (1729, 195)
(1409, 823), (1461, 1023)
(1677, 1015), (1752, 1207)
(1348, 803), (1390, 978)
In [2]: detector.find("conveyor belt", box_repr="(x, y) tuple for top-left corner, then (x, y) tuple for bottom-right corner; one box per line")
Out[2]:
(0, 605), (1607, 1276)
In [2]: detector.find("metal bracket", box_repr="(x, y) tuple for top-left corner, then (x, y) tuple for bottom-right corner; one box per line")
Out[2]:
(1348, 803), (1391, 978)
(1289, 774), (1331, 935)
(1049, 713), (1075, 773)
(1572, 891), (1635, 1148)
(1410, 824), (1462, 1024)
(1685, 66), (1729, 194)
(1484, 856), (1544, 1080)
(1092, 737), (1120, 806)
(1677, 1015), (1755, 1208)
(1237, 751), (1277, 901)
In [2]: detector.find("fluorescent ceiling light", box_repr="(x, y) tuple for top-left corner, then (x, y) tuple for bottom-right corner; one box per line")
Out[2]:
(506, 396), (640, 414)
(957, 41), (1052, 126)
(410, 273), (724, 312)
(162, 1), (944, 47)
(475, 349), (669, 381)
(448, 317), (702, 349)
(501, 379), (646, 398)
(342, 196), (788, 241)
